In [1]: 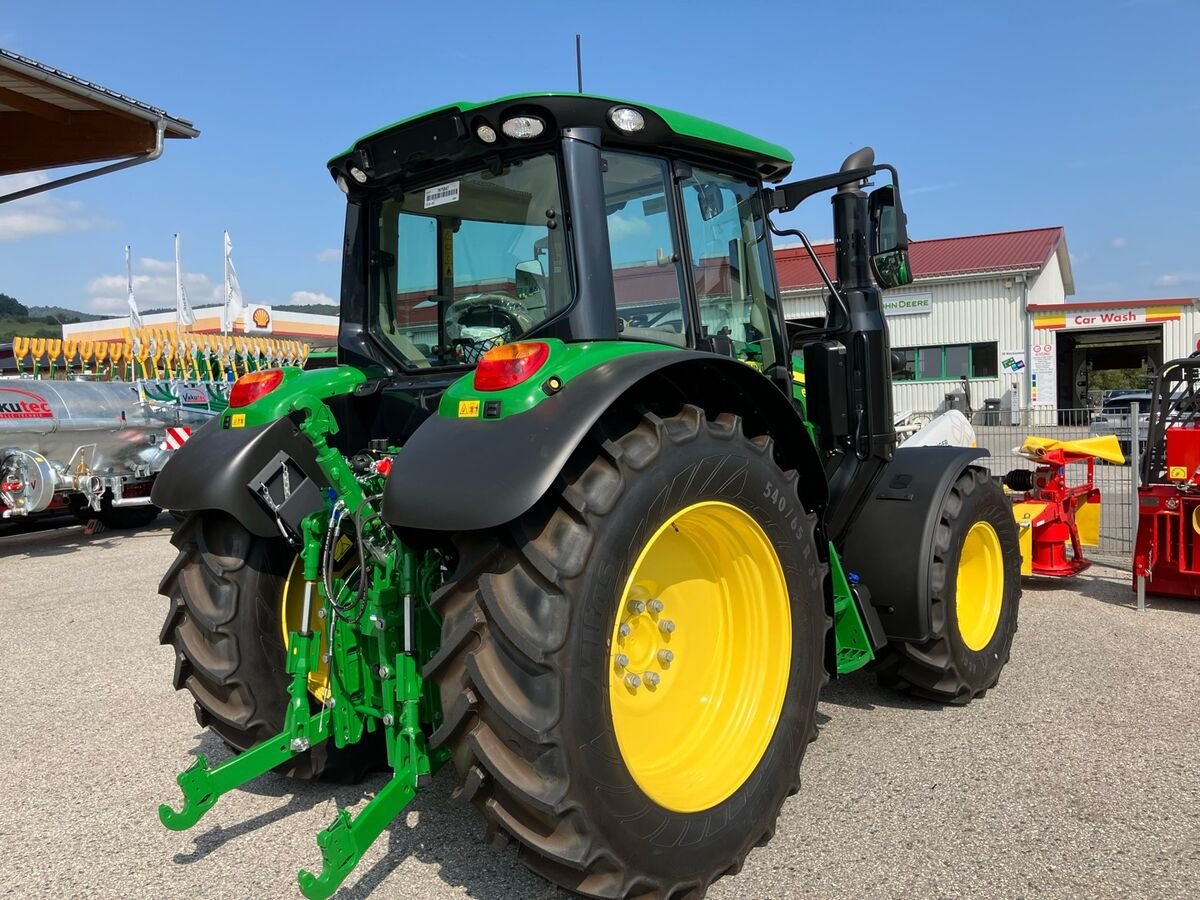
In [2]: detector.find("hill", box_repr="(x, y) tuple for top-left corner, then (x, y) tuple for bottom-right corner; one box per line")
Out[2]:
(0, 293), (106, 344)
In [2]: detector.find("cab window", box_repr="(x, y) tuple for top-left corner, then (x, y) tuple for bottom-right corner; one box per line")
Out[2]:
(679, 168), (782, 374)
(601, 151), (688, 347)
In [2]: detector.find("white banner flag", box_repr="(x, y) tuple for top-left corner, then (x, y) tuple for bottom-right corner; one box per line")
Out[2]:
(223, 230), (246, 332)
(175, 233), (196, 328)
(125, 244), (142, 330)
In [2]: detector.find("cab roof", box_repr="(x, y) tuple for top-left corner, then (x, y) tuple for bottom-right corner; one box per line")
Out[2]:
(328, 92), (794, 186)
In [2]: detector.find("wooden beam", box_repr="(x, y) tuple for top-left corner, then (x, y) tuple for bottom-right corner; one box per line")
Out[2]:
(0, 110), (155, 175)
(0, 84), (73, 124)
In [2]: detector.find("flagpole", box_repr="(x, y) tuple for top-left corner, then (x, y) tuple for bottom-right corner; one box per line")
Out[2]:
(175, 232), (182, 338)
(223, 230), (230, 335)
(126, 244), (134, 331)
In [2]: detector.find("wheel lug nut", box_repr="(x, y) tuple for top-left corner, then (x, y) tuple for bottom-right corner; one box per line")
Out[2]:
(625, 673), (642, 689)
(648, 599), (664, 613)
(657, 649), (674, 665)
(644, 672), (661, 687)
(619, 623), (632, 637)
(628, 600), (646, 614)
(658, 619), (675, 634)
(615, 654), (629, 668)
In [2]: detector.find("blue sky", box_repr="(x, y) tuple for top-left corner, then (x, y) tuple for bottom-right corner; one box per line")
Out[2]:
(1, 0), (1197, 315)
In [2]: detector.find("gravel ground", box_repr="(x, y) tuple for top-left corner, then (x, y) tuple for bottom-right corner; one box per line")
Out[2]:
(1, 518), (1197, 900)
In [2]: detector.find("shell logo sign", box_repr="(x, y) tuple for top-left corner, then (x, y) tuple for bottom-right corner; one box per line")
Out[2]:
(245, 304), (273, 333)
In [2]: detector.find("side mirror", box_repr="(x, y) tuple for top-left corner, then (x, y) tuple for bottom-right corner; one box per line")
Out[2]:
(695, 182), (725, 221)
(868, 185), (913, 289)
(515, 260), (544, 300)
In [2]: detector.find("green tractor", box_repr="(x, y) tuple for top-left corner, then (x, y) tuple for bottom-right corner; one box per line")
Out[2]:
(154, 93), (1021, 898)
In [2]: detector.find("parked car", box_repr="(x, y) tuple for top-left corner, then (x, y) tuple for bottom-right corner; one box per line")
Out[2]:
(1089, 392), (1152, 459)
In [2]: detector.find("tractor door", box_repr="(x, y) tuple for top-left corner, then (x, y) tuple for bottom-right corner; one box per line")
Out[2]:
(675, 167), (790, 392)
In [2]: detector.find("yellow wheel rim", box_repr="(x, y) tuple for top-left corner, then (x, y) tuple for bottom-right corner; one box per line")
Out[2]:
(281, 557), (331, 703)
(955, 521), (1005, 651)
(608, 501), (792, 814)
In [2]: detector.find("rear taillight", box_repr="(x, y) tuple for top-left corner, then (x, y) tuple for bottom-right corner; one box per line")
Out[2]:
(229, 369), (285, 408)
(473, 342), (550, 391)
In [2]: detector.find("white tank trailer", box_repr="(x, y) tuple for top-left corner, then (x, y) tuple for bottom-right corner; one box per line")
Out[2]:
(0, 377), (226, 527)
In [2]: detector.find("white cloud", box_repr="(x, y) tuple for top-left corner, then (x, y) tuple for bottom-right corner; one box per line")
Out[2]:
(86, 270), (222, 315)
(314, 247), (341, 263)
(1153, 273), (1200, 288)
(1110, 237), (1127, 250)
(907, 182), (958, 195)
(607, 213), (651, 242)
(0, 172), (108, 241)
(289, 290), (335, 305)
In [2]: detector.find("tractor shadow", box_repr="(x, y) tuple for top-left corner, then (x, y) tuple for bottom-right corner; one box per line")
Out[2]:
(171, 729), (378, 865)
(171, 731), (567, 898)
(341, 768), (571, 900)
(817, 669), (945, 714)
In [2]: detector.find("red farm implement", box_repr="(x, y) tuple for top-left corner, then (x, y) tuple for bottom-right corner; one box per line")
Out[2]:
(1004, 435), (1124, 577)
(1135, 357), (1200, 599)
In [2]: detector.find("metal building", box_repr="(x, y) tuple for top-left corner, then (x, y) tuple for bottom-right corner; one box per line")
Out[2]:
(778, 227), (1199, 417)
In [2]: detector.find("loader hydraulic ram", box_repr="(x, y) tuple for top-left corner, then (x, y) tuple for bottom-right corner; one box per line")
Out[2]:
(155, 93), (1020, 899)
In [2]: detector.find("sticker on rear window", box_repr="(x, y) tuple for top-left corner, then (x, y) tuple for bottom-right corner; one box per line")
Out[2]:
(424, 181), (460, 208)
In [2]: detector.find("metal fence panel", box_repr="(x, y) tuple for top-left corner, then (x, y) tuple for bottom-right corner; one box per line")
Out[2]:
(904, 407), (1136, 563)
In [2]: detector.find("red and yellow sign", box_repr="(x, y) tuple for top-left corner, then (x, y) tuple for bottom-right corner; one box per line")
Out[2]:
(1034, 306), (1181, 330)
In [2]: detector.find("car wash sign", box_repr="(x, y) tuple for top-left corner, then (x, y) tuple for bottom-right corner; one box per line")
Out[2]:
(1034, 305), (1182, 330)
(882, 292), (932, 317)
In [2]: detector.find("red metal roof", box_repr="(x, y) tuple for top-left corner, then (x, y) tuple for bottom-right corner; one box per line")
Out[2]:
(776, 226), (1065, 291)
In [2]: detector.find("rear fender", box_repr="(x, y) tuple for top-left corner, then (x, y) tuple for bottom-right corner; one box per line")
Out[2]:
(839, 446), (988, 642)
(151, 417), (329, 537)
(381, 351), (826, 532)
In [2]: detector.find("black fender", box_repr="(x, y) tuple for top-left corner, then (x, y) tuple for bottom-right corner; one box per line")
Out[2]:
(151, 416), (329, 537)
(382, 351), (827, 532)
(839, 445), (988, 642)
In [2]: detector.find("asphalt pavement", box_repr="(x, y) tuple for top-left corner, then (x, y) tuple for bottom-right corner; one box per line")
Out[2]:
(1, 517), (1196, 899)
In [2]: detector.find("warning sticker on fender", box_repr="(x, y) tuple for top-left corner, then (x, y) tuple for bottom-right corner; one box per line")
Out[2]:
(424, 181), (460, 208)
(457, 400), (480, 418)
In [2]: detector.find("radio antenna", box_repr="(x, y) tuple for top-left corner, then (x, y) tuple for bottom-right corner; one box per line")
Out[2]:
(576, 34), (583, 93)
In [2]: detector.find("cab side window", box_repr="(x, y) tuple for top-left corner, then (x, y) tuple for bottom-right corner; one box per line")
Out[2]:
(680, 168), (781, 373)
(601, 151), (688, 347)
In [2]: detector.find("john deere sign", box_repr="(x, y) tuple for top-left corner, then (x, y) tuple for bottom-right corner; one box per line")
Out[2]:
(882, 292), (932, 317)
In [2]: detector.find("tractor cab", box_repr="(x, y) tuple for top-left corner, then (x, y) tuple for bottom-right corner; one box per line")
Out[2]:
(326, 94), (912, 520)
(327, 95), (803, 382)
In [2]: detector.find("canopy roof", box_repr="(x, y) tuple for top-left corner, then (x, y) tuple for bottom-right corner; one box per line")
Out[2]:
(0, 48), (198, 177)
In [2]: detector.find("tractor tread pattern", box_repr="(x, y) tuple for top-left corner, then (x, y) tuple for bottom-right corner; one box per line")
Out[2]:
(874, 466), (1020, 704)
(426, 404), (829, 899)
(158, 512), (375, 781)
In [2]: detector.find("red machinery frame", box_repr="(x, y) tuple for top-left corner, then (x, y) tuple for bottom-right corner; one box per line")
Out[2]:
(1135, 402), (1200, 599)
(1006, 438), (1111, 577)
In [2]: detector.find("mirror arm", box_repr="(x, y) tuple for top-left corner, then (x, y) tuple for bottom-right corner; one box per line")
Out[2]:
(765, 165), (878, 213)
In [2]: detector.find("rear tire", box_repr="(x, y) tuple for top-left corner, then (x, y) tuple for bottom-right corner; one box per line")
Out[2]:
(158, 512), (382, 781)
(876, 466), (1021, 704)
(427, 405), (829, 898)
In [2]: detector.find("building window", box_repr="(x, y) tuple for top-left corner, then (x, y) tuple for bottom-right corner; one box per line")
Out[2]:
(894, 342), (998, 381)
